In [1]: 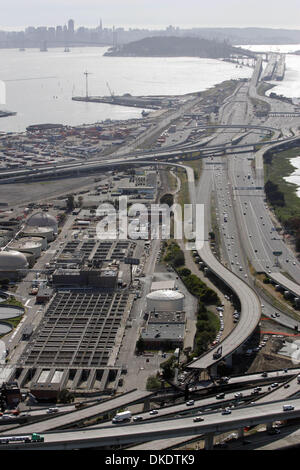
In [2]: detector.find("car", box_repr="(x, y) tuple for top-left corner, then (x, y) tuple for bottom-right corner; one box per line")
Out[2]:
(186, 400), (194, 406)
(234, 392), (243, 398)
(271, 383), (279, 388)
(193, 416), (204, 422)
(47, 407), (59, 414)
(133, 416), (143, 422)
(216, 393), (225, 399)
(149, 409), (158, 415)
(284, 384), (290, 389)
(283, 405), (294, 411)
(222, 408), (231, 415)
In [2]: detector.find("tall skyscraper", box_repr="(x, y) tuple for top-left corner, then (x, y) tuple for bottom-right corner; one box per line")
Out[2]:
(68, 19), (75, 34)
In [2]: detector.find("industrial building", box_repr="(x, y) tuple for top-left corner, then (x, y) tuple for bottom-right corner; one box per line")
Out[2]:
(150, 280), (176, 291)
(14, 289), (134, 398)
(52, 264), (119, 290)
(141, 310), (186, 350)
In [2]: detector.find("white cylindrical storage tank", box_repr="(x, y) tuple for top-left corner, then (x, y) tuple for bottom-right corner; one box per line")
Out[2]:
(8, 240), (42, 258)
(22, 241), (42, 258)
(22, 226), (54, 242)
(146, 289), (184, 312)
(21, 236), (47, 251)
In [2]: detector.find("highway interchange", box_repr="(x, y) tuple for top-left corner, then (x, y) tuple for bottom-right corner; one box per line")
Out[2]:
(1, 59), (300, 450)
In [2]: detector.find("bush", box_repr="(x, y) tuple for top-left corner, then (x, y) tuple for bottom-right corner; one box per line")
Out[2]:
(146, 375), (161, 391)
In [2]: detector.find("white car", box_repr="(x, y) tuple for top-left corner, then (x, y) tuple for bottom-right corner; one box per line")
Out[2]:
(283, 405), (294, 411)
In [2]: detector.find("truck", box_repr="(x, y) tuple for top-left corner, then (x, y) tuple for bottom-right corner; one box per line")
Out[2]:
(112, 410), (132, 423)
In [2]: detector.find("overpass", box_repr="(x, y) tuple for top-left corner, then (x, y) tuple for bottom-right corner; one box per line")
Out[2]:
(0, 389), (153, 435)
(2, 397), (300, 449)
(269, 272), (300, 302)
(0, 134), (295, 185)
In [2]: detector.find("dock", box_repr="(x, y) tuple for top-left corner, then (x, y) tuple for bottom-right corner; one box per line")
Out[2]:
(72, 95), (162, 110)
(0, 110), (17, 118)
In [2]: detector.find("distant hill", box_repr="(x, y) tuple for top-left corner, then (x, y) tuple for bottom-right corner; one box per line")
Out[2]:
(177, 28), (300, 45)
(104, 36), (254, 58)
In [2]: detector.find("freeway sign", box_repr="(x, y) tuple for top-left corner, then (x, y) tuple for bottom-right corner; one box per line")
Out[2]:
(124, 258), (140, 265)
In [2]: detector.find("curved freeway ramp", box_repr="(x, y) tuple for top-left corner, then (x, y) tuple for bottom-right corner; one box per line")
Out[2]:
(187, 241), (261, 370)
(179, 161), (261, 371)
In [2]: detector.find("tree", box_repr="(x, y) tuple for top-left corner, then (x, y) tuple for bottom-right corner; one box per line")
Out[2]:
(58, 389), (74, 404)
(160, 193), (174, 208)
(136, 337), (145, 354)
(66, 195), (75, 212)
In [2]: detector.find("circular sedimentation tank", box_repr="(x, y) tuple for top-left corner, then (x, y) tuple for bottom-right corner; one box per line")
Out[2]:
(0, 305), (24, 320)
(0, 322), (12, 336)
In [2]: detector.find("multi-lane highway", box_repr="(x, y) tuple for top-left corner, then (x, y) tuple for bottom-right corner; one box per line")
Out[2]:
(2, 58), (300, 450)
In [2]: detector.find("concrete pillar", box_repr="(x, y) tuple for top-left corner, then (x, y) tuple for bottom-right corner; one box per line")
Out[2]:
(209, 364), (218, 377)
(225, 355), (232, 367)
(204, 433), (214, 450)
(143, 398), (150, 412)
(266, 421), (273, 431)
(238, 427), (244, 439)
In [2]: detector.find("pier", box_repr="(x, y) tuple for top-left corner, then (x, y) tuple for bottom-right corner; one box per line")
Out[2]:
(0, 110), (17, 118)
(72, 95), (162, 110)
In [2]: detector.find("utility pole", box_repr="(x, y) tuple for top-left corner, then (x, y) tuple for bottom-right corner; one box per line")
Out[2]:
(84, 71), (92, 99)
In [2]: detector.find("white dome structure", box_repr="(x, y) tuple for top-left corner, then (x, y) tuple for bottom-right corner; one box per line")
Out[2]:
(22, 226), (54, 242)
(146, 289), (184, 312)
(0, 250), (28, 271)
(26, 212), (58, 234)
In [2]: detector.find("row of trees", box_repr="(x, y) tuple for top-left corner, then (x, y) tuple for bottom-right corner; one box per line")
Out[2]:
(285, 217), (300, 252)
(163, 241), (220, 358)
(265, 180), (285, 207)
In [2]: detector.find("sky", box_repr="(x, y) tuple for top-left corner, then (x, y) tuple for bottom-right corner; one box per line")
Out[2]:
(1, 0), (300, 30)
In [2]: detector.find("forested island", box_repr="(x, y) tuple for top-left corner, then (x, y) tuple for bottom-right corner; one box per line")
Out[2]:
(104, 36), (254, 58)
